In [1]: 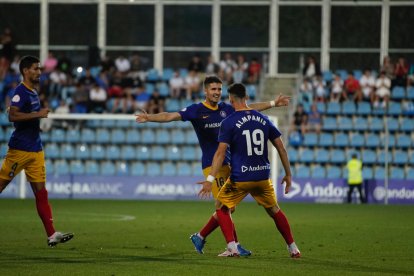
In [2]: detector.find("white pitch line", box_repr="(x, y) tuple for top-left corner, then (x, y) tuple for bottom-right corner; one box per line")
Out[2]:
(59, 212), (136, 221)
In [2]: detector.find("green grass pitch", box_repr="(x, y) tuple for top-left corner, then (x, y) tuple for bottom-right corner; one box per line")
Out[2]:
(0, 199), (413, 275)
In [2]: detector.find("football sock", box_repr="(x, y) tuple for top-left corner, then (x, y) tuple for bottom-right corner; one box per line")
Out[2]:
(199, 214), (219, 239)
(232, 221), (239, 243)
(35, 188), (55, 237)
(273, 210), (294, 245)
(216, 207), (235, 243)
(227, 241), (238, 252)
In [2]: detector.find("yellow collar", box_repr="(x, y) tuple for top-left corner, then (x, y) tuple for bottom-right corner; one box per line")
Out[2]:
(202, 101), (218, 110)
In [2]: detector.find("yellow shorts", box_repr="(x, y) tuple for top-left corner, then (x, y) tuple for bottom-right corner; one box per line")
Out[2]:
(0, 148), (46, 183)
(217, 178), (277, 209)
(202, 165), (231, 198)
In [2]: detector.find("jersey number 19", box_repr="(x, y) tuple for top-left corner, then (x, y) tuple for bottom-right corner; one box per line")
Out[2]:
(242, 129), (264, 156)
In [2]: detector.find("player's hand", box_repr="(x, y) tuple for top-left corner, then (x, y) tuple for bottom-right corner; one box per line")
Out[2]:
(274, 94), (291, 107)
(281, 175), (292, 194)
(135, 108), (149, 123)
(197, 181), (212, 199)
(38, 108), (50, 118)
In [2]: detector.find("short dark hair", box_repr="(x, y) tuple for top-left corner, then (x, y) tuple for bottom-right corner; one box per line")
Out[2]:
(203, 75), (222, 89)
(19, 55), (40, 75)
(227, 83), (247, 98)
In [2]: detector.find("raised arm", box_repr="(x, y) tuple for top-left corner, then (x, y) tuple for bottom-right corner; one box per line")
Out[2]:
(135, 111), (182, 123)
(8, 106), (49, 122)
(197, 142), (228, 198)
(270, 137), (292, 194)
(249, 94), (290, 112)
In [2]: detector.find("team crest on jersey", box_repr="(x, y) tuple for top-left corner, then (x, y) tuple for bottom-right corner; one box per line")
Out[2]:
(12, 95), (20, 103)
(220, 111), (227, 118)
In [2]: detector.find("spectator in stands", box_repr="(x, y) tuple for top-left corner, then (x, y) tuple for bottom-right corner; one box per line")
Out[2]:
(108, 71), (125, 113)
(232, 54), (248, 83)
(359, 69), (376, 104)
(100, 55), (116, 73)
(57, 54), (72, 75)
(205, 55), (220, 75)
(89, 82), (108, 113)
(298, 78), (313, 106)
(185, 70), (201, 100)
(115, 55), (131, 74)
(330, 74), (344, 102)
(147, 89), (165, 114)
(10, 55), (20, 74)
(72, 83), (89, 113)
(49, 68), (67, 98)
(380, 56), (394, 83)
(313, 74), (327, 102)
(290, 104), (307, 135)
(129, 53), (146, 80)
(169, 70), (185, 98)
(247, 57), (261, 84)
(0, 27), (15, 80)
(134, 85), (151, 111)
(346, 153), (365, 204)
(53, 99), (71, 129)
(78, 68), (96, 91)
(374, 71), (391, 108)
(394, 56), (409, 87)
(188, 54), (205, 73)
(220, 53), (236, 83)
(343, 72), (362, 102)
(307, 103), (322, 134)
(43, 52), (58, 74)
(302, 56), (321, 80)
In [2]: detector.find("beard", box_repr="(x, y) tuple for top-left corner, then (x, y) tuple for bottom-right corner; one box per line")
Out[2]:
(31, 76), (40, 84)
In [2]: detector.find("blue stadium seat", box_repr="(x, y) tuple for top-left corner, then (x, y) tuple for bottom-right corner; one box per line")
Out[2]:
(326, 102), (341, 115)
(322, 71), (333, 82)
(66, 129), (80, 143)
(330, 149), (346, 164)
(396, 134), (411, 148)
(369, 117), (383, 132)
(246, 84), (257, 99)
(85, 161), (99, 175)
(391, 86), (405, 100)
(155, 129), (171, 144)
(221, 85), (228, 99)
(50, 129), (66, 143)
(316, 102), (326, 113)
(400, 117), (414, 132)
(295, 165), (310, 178)
(288, 131), (302, 146)
(353, 70), (363, 80)
(407, 86), (414, 100)
(100, 161), (116, 176)
(311, 165), (326, 178)
(362, 167), (373, 179)
(40, 132), (49, 143)
(334, 132), (349, 148)
(126, 129), (141, 144)
(131, 162), (146, 176)
(407, 167), (414, 180)
(106, 145), (121, 160)
(161, 68), (174, 82)
(341, 101), (356, 116)
(357, 102), (371, 116)
(0, 113), (11, 126)
(387, 101), (402, 116)
(353, 117), (368, 132)
(322, 117), (337, 131)
(166, 146), (181, 161)
(327, 166), (342, 179)
(192, 162), (203, 176)
(337, 116), (353, 131)
(54, 160), (69, 175)
(90, 145), (105, 160)
(177, 162), (192, 176)
(380, 133), (395, 148)
(146, 68), (160, 82)
(80, 128), (96, 143)
(44, 143), (60, 159)
(137, 146), (150, 160)
(145, 83), (155, 94)
(185, 130), (198, 145)
(115, 161), (129, 176)
(45, 159), (54, 174)
(386, 117), (399, 132)
(374, 167), (386, 179)
(111, 129), (126, 144)
(96, 129), (111, 144)
(336, 69), (348, 80)
(151, 145), (166, 161)
(409, 152), (414, 165)
(389, 166), (405, 179)
(158, 82), (170, 97)
(86, 120), (100, 128)
(70, 160), (85, 175)
(314, 148), (329, 163)
(288, 147), (298, 163)
(169, 129), (186, 145)
(121, 145), (137, 161)
(299, 149), (314, 163)
(349, 133), (365, 148)
(361, 149), (376, 165)
(101, 120), (116, 128)
(319, 132), (334, 147)
(377, 150), (392, 165)
(166, 99), (181, 112)
(115, 120), (131, 128)
(141, 129), (155, 144)
(161, 161), (176, 176)
(182, 146), (197, 161)
(147, 162), (161, 176)
(303, 133), (318, 147)
(60, 144), (75, 159)
(365, 133), (380, 148)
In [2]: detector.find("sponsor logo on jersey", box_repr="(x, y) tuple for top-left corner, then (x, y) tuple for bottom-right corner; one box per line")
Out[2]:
(220, 111), (227, 118)
(241, 164), (270, 172)
(202, 115), (209, 119)
(12, 95), (20, 103)
(204, 122), (221, 128)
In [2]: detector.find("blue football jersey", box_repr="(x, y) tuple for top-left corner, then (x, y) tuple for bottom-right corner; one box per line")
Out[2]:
(8, 83), (43, 152)
(179, 102), (235, 169)
(218, 109), (281, 182)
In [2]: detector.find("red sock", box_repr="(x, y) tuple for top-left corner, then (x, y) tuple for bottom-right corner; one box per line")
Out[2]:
(216, 207), (234, 243)
(273, 210), (294, 245)
(35, 188), (55, 237)
(232, 221), (239, 243)
(199, 215), (219, 238)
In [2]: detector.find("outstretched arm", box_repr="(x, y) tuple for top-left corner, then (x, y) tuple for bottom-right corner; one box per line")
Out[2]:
(197, 142), (228, 199)
(8, 106), (49, 122)
(271, 137), (292, 194)
(249, 94), (290, 112)
(135, 110), (182, 123)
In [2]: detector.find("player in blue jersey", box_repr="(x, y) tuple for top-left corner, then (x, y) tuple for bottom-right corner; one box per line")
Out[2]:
(198, 83), (300, 258)
(136, 75), (290, 256)
(0, 56), (74, 247)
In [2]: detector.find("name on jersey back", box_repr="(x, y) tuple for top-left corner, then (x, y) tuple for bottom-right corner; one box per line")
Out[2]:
(236, 115), (267, 128)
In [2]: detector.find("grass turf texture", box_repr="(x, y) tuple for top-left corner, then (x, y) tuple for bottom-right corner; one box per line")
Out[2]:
(0, 199), (413, 275)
